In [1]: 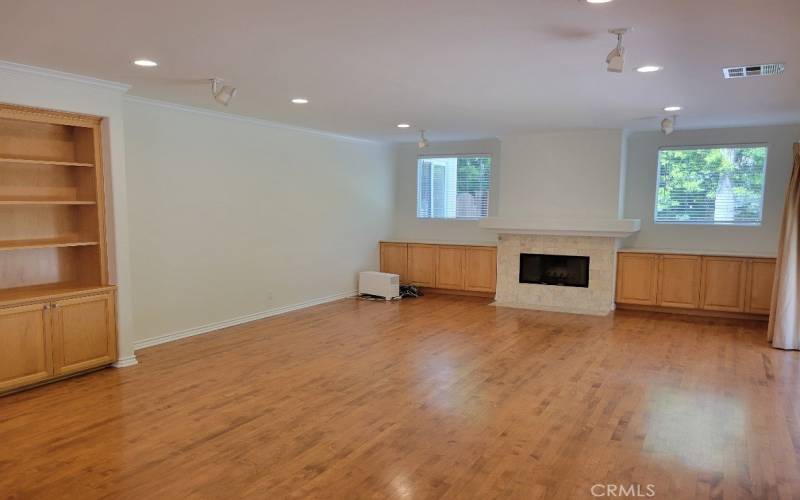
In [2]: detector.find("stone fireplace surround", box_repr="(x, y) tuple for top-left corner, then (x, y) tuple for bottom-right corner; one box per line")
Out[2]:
(494, 234), (617, 315)
(479, 217), (641, 316)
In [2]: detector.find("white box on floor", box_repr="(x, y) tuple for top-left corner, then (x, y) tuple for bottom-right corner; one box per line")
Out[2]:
(358, 271), (400, 300)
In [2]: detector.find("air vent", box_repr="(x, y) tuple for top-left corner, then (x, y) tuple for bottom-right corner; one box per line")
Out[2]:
(723, 63), (784, 79)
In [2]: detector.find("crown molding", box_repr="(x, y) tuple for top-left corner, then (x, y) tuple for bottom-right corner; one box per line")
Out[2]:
(124, 95), (380, 145)
(0, 60), (131, 93)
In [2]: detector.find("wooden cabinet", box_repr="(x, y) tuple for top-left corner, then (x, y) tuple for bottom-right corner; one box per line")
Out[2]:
(616, 251), (774, 318)
(436, 246), (466, 290)
(746, 259), (776, 314)
(0, 290), (116, 394)
(465, 246), (497, 292)
(0, 104), (117, 394)
(380, 243), (407, 283)
(658, 255), (701, 308)
(380, 242), (497, 294)
(701, 257), (748, 312)
(53, 292), (116, 375)
(616, 253), (658, 305)
(407, 244), (437, 287)
(0, 303), (52, 393)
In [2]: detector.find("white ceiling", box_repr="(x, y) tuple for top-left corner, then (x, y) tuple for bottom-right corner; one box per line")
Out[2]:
(1, 0), (798, 142)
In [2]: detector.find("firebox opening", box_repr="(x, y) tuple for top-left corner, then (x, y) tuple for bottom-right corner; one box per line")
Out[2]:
(519, 254), (589, 288)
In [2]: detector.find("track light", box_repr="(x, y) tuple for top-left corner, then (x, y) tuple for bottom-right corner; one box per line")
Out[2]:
(661, 116), (677, 135)
(606, 28), (630, 73)
(210, 78), (238, 106)
(418, 130), (428, 149)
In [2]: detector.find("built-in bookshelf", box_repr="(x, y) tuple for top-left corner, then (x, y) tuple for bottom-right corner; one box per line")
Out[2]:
(0, 106), (108, 301)
(0, 104), (117, 394)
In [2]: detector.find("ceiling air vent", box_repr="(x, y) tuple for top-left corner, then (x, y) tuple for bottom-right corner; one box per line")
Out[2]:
(723, 63), (784, 79)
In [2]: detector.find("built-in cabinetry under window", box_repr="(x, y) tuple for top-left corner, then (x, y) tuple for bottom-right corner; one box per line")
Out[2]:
(616, 251), (775, 318)
(380, 241), (497, 294)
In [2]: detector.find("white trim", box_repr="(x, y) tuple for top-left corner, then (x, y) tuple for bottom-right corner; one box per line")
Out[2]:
(417, 153), (493, 159)
(0, 60), (131, 93)
(133, 290), (357, 351)
(479, 216), (641, 238)
(124, 96), (378, 145)
(113, 355), (139, 368)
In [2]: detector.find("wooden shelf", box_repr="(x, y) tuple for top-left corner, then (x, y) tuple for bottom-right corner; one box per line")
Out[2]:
(0, 198), (96, 205)
(0, 157), (94, 167)
(0, 238), (99, 252)
(0, 103), (116, 394)
(0, 283), (114, 308)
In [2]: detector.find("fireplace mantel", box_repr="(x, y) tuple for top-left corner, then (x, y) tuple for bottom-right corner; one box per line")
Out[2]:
(479, 217), (640, 238)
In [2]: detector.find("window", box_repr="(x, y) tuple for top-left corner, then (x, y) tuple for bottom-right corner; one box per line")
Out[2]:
(655, 145), (767, 225)
(417, 155), (492, 219)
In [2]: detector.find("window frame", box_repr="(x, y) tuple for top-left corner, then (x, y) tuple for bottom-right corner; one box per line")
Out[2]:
(416, 153), (493, 221)
(653, 142), (769, 227)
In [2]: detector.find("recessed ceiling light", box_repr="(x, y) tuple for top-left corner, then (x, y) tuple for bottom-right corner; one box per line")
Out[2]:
(664, 106), (682, 112)
(397, 123), (411, 128)
(291, 98), (309, 104)
(585, 0), (614, 3)
(133, 59), (158, 67)
(636, 65), (663, 73)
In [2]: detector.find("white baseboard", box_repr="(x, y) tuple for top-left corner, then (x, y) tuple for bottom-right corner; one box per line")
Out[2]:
(132, 290), (357, 352)
(113, 355), (139, 368)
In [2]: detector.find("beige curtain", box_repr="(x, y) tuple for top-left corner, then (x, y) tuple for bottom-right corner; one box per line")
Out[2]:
(768, 143), (800, 349)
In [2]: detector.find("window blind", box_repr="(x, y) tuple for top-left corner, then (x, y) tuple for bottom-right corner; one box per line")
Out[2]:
(655, 145), (767, 225)
(417, 156), (492, 219)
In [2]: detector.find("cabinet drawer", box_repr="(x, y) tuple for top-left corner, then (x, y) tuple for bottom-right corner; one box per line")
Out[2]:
(379, 243), (408, 283)
(701, 257), (747, 312)
(53, 292), (116, 375)
(436, 246), (466, 290)
(407, 244), (437, 287)
(616, 253), (659, 305)
(657, 255), (701, 308)
(746, 259), (776, 314)
(465, 246), (497, 292)
(0, 302), (52, 392)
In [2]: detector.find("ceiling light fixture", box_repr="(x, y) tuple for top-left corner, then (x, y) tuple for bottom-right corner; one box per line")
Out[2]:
(661, 116), (677, 135)
(585, 0), (614, 3)
(606, 28), (630, 73)
(397, 123), (411, 128)
(636, 65), (663, 73)
(291, 98), (309, 104)
(664, 106), (682, 112)
(133, 59), (158, 67)
(418, 130), (429, 149)
(210, 78), (238, 106)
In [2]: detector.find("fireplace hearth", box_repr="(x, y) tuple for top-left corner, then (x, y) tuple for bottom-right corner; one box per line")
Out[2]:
(519, 253), (589, 288)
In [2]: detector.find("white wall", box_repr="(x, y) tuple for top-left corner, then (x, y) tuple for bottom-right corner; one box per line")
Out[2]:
(498, 129), (624, 219)
(391, 139), (500, 244)
(0, 61), (137, 365)
(124, 98), (394, 342)
(622, 125), (800, 255)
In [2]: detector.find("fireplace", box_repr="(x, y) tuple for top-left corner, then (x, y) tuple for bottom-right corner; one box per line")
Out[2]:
(519, 253), (590, 288)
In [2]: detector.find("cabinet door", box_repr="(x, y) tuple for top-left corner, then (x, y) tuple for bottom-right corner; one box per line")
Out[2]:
(380, 243), (408, 283)
(407, 244), (437, 287)
(436, 246), (466, 290)
(53, 293), (116, 375)
(746, 259), (776, 315)
(616, 253), (658, 305)
(701, 257), (747, 312)
(657, 255), (701, 308)
(465, 246), (497, 292)
(0, 303), (52, 392)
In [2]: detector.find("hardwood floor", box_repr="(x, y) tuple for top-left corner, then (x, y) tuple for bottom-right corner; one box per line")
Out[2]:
(1, 295), (799, 499)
